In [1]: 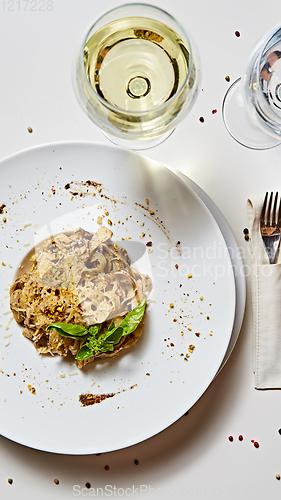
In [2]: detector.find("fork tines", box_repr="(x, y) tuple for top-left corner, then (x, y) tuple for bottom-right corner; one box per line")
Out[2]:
(261, 191), (281, 228)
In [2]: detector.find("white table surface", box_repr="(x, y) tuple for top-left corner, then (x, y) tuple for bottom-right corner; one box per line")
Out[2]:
(1, 1), (281, 499)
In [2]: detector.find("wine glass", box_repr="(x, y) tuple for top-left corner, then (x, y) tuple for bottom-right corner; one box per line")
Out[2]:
(222, 24), (281, 149)
(73, 3), (201, 150)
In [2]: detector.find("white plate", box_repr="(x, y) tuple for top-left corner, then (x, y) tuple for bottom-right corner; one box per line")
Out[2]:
(173, 171), (246, 373)
(0, 142), (235, 454)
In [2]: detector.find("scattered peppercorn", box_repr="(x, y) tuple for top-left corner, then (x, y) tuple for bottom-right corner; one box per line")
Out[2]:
(278, 428), (281, 435)
(276, 474), (280, 480)
(105, 465), (109, 470)
(243, 228), (249, 234)
(238, 435), (243, 441)
(134, 459), (139, 465)
(254, 441), (259, 448)
(27, 126), (33, 133)
(54, 479), (59, 485)
(212, 109), (217, 114)
(146, 241), (152, 247)
(85, 483), (91, 489)
(235, 30), (240, 37)
(0, 203), (6, 214)
(199, 116), (205, 123)
(64, 183), (70, 190)
(8, 478), (13, 484)
(225, 75), (230, 82)
(228, 436), (233, 442)
(175, 264), (179, 269)
(244, 234), (250, 241)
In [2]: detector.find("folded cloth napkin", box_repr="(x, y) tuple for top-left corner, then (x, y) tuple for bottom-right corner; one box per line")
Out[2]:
(248, 197), (281, 389)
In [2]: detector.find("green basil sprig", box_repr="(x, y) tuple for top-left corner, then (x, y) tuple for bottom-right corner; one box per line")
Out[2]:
(47, 298), (146, 361)
(46, 323), (88, 339)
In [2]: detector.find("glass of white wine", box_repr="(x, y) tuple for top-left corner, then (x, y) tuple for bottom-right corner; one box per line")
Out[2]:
(222, 24), (281, 149)
(74, 3), (201, 149)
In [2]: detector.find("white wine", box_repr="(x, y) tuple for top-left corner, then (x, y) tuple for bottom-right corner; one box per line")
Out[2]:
(84, 17), (190, 113)
(75, 6), (200, 148)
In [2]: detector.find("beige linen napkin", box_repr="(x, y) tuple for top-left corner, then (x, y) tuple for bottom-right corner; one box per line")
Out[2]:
(248, 197), (281, 389)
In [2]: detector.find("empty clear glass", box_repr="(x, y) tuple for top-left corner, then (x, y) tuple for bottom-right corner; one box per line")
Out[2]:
(222, 24), (281, 149)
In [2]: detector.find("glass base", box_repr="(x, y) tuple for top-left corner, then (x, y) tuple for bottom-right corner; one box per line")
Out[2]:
(102, 129), (175, 150)
(222, 78), (281, 150)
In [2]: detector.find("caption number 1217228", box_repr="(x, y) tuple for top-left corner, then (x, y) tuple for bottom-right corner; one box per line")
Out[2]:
(1, 0), (53, 10)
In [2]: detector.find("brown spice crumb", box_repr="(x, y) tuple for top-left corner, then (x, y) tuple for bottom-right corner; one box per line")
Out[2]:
(54, 479), (59, 485)
(27, 126), (33, 133)
(0, 203), (6, 214)
(134, 459), (139, 465)
(146, 241), (152, 247)
(244, 234), (250, 241)
(225, 75), (230, 82)
(276, 474), (280, 480)
(199, 116), (204, 123)
(175, 263), (179, 269)
(8, 478), (13, 484)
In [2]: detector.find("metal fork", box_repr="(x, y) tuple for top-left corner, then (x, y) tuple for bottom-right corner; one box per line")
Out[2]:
(260, 192), (281, 264)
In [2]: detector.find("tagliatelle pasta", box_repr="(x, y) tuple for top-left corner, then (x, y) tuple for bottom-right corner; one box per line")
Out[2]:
(10, 227), (152, 368)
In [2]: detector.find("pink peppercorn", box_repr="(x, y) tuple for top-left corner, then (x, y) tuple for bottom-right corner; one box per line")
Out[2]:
(228, 436), (233, 442)
(105, 465), (109, 470)
(238, 435), (243, 441)
(254, 441), (259, 448)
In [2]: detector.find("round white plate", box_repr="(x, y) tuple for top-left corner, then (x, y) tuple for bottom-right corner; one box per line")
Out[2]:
(0, 142), (235, 454)
(173, 171), (246, 373)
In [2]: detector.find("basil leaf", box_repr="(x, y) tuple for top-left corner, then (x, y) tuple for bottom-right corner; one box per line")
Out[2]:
(108, 321), (115, 331)
(75, 344), (93, 360)
(104, 326), (123, 344)
(47, 322), (88, 339)
(88, 325), (100, 337)
(105, 298), (146, 340)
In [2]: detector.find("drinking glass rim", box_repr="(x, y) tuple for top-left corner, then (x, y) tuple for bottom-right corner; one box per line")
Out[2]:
(79, 2), (195, 116)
